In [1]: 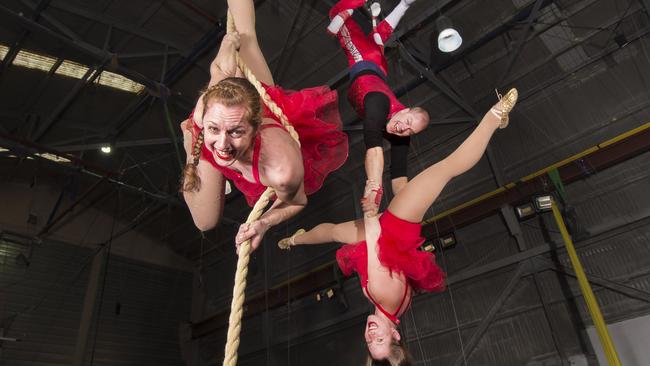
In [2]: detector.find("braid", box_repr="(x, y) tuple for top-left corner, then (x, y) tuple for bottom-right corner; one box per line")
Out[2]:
(180, 129), (204, 193)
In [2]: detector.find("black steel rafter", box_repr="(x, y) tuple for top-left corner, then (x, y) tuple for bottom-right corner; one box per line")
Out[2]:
(0, 0), (52, 75)
(37, 1), (187, 51)
(32, 65), (104, 141)
(451, 264), (525, 366)
(391, 0), (636, 118)
(643, 0), (650, 15)
(0, 4), (166, 94)
(496, 0), (547, 86)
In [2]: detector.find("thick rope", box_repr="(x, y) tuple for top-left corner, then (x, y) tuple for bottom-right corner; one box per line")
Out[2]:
(222, 9), (302, 366)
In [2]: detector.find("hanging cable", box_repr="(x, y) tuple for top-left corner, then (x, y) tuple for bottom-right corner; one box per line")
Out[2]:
(88, 187), (121, 365)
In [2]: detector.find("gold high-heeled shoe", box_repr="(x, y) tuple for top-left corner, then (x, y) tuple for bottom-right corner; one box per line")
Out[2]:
(490, 88), (518, 129)
(278, 229), (306, 250)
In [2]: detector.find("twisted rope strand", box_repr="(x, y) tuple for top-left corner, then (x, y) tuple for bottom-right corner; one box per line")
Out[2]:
(222, 9), (302, 366)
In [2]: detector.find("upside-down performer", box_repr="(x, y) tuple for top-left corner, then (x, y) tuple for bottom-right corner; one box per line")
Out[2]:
(328, 0), (428, 209)
(180, 0), (348, 251)
(278, 89), (518, 365)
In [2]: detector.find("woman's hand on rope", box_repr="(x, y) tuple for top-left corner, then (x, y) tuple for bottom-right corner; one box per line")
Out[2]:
(235, 220), (269, 254)
(212, 31), (241, 79)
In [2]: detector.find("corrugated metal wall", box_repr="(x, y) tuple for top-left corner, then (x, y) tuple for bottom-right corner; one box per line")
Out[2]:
(1, 236), (92, 365)
(0, 235), (192, 366)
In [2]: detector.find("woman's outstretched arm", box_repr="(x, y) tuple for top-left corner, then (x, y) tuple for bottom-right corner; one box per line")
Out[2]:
(226, 0), (274, 86)
(180, 119), (226, 231)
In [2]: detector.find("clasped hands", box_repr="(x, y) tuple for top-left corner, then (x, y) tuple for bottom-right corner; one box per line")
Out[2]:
(361, 179), (382, 218)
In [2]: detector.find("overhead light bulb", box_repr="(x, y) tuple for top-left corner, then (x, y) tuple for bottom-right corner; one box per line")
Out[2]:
(100, 145), (112, 154)
(436, 16), (462, 53)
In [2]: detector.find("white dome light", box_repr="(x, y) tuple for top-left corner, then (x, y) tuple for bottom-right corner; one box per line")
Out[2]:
(436, 16), (462, 53)
(438, 28), (462, 52)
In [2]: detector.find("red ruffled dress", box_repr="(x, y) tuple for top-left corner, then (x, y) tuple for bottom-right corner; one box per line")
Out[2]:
(192, 83), (348, 206)
(336, 210), (446, 294)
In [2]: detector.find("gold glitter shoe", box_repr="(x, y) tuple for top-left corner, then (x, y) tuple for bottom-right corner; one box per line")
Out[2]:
(490, 88), (518, 129)
(278, 229), (306, 250)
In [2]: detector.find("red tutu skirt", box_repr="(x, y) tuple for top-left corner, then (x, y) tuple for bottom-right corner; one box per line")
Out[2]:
(263, 84), (348, 198)
(336, 210), (446, 292)
(193, 83), (348, 206)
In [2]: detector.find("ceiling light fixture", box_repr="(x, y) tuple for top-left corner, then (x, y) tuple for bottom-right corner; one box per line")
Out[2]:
(436, 16), (463, 53)
(100, 145), (112, 154)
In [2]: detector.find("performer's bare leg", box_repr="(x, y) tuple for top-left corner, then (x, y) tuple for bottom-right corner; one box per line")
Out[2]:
(282, 218), (367, 248)
(387, 91), (517, 223)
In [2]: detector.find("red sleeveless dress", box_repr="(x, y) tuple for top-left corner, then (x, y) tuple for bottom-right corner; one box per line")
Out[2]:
(336, 210), (446, 318)
(192, 83), (348, 206)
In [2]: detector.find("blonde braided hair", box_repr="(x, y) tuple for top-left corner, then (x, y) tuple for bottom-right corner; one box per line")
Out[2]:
(180, 129), (204, 192)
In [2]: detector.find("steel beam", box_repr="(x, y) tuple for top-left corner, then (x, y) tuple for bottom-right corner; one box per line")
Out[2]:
(53, 138), (174, 152)
(0, 0), (52, 74)
(110, 23), (225, 138)
(19, 0), (82, 41)
(496, 0), (546, 86)
(466, 6), (646, 114)
(643, 0), (650, 15)
(398, 44), (479, 118)
(547, 261), (650, 304)
(117, 50), (181, 60)
(451, 264), (524, 366)
(32, 65), (103, 141)
(500, 204), (567, 362)
(37, 177), (107, 238)
(0, 130), (175, 205)
(45, 1), (187, 51)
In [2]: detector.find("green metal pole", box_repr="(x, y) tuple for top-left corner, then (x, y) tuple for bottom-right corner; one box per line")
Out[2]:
(550, 200), (621, 366)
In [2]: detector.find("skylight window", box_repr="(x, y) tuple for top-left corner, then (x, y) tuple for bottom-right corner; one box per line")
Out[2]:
(0, 44), (144, 94)
(35, 152), (72, 163)
(55, 59), (91, 79)
(0, 147), (66, 162)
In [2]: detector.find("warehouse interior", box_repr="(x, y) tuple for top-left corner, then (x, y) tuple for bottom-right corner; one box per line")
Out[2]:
(1, 0), (650, 365)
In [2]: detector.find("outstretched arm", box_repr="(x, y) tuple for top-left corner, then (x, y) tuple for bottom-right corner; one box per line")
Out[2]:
(208, 32), (242, 87)
(180, 120), (226, 231)
(227, 0), (274, 86)
(234, 128), (307, 252)
(362, 183), (405, 304)
(362, 93), (391, 215)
